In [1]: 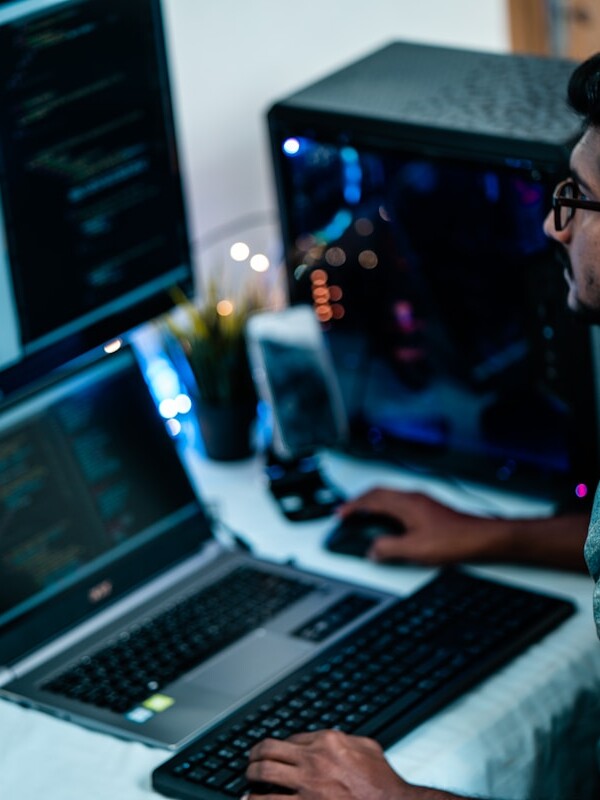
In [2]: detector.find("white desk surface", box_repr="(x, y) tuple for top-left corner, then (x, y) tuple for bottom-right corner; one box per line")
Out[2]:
(2, 439), (600, 800)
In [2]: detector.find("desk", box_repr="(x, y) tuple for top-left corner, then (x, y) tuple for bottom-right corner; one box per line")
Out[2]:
(2, 443), (600, 800)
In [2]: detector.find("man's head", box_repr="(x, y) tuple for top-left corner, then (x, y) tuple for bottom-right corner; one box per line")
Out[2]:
(544, 52), (600, 323)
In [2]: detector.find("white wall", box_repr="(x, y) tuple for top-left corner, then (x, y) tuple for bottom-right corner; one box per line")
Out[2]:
(162, 0), (509, 260)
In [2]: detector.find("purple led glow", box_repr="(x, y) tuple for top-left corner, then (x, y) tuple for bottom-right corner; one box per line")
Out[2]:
(575, 483), (589, 499)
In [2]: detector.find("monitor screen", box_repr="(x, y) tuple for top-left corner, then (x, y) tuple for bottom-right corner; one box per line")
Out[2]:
(272, 134), (598, 503)
(0, 0), (193, 402)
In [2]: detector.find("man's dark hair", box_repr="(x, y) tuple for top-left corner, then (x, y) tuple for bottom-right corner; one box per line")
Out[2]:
(568, 52), (600, 127)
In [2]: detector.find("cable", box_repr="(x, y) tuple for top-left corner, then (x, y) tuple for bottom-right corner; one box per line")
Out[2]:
(203, 500), (255, 553)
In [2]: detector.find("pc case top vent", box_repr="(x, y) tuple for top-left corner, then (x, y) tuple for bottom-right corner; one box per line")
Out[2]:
(281, 41), (582, 147)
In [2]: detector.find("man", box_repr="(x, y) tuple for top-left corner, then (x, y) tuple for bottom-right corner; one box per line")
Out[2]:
(241, 51), (600, 800)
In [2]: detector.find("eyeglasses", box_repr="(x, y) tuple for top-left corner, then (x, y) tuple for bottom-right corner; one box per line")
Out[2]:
(552, 178), (600, 232)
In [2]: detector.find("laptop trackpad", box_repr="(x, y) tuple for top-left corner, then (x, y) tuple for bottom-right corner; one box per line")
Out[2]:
(187, 629), (313, 698)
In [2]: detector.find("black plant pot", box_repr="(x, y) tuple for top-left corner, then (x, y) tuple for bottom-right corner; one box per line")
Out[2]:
(196, 400), (256, 461)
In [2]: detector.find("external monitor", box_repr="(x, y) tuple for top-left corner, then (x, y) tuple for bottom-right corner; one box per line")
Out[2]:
(0, 0), (193, 403)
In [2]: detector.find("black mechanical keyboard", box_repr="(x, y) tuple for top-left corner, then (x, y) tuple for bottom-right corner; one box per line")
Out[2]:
(42, 566), (314, 713)
(152, 568), (574, 800)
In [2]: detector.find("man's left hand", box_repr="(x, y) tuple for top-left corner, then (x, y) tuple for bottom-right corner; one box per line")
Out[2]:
(242, 729), (414, 800)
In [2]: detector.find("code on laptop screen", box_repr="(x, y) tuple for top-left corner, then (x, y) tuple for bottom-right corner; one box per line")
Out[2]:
(0, 349), (197, 628)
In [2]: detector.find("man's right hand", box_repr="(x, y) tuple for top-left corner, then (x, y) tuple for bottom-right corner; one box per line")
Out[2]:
(336, 488), (507, 565)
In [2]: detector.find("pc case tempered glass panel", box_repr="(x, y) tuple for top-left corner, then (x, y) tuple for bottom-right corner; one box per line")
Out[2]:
(273, 133), (596, 501)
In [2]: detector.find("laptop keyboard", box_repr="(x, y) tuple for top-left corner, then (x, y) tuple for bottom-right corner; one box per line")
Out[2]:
(152, 568), (574, 800)
(42, 566), (315, 713)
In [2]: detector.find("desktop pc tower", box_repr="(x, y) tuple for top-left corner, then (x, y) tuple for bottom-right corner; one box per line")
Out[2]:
(266, 40), (598, 506)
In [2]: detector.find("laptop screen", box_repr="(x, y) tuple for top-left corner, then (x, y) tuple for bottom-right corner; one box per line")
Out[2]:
(0, 347), (210, 664)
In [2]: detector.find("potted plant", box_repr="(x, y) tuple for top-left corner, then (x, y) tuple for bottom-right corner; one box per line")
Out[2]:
(163, 281), (264, 460)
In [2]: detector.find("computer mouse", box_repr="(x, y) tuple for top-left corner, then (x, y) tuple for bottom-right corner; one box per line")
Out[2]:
(324, 509), (406, 558)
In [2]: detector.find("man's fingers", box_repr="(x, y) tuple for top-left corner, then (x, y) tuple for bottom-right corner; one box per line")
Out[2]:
(287, 728), (382, 754)
(245, 739), (301, 798)
(248, 737), (300, 765)
(242, 793), (295, 800)
(284, 730), (330, 745)
(336, 489), (395, 517)
(368, 534), (414, 561)
(246, 758), (299, 792)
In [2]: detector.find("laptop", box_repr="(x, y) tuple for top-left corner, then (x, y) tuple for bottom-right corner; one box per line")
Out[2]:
(0, 345), (397, 749)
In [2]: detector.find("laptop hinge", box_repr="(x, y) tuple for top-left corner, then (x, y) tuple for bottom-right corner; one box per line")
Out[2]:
(7, 539), (226, 681)
(0, 666), (17, 687)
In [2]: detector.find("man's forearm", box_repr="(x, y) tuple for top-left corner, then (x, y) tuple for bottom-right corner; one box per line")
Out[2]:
(479, 512), (589, 572)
